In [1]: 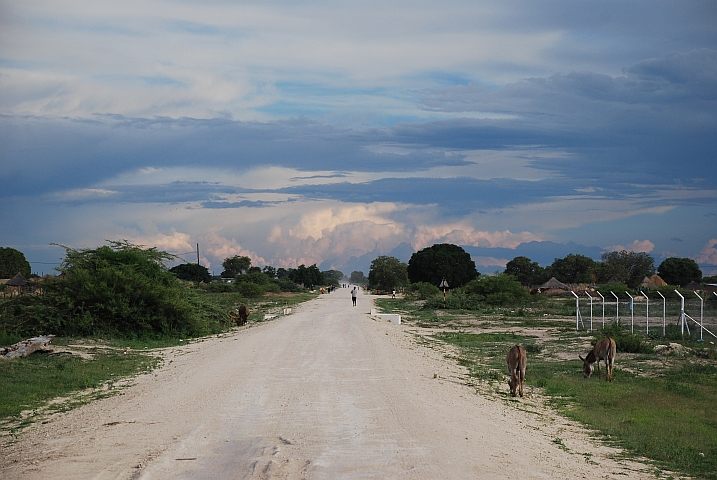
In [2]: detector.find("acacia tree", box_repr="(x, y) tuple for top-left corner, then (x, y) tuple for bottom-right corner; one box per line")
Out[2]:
(546, 254), (596, 284)
(221, 255), (251, 278)
(322, 269), (345, 287)
(504, 256), (547, 286)
(407, 244), (478, 288)
(350, 271), (368, 285)
(658, 257), (702, 286)
(368, 256), (408, 292)
(169, 263), (212, 283)
(0, 247), (31, 278)
(596, 250), (655, 288)
(288, 264), (323, 287)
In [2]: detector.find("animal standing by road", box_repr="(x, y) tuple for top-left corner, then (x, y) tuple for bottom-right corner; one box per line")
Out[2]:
(579, 337), (616, 382)
(506, 344), (527, 398)
(235, 305), (249, 326)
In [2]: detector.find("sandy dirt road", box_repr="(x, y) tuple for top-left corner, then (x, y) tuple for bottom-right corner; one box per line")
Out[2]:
(1, 289), (657, 479)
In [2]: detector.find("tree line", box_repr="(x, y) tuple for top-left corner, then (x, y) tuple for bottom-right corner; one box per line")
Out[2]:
(365, 245), (711, 293)
(0, 242), (713, 340)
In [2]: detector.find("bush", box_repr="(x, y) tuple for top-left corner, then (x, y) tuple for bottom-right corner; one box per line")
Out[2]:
(199, 281), (235, 293)
(597, 322), (653, 354)
(461, 275), (528, 306)
(235, 272), (271, 286)
(423, 291), (485, 310)
(407, 282), (441, 300)
(595, 283), (631, 297)
(235, 282), (265, 298)
(275, 278), (303, 292)
(0, 241), (231, 339)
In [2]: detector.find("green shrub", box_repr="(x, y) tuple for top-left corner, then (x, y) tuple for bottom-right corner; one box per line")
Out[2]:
(407, 282), (441, 300)
(422, 291), (485, 310)
(461, 275), (528, 306)
(235, 282), (265, 298)
(597, 322), (653, 354)
(199, 281), (234, 293)
(275, 278), (303, 292)
(235, 272), (271, 286)
(0, 241), (231, 339)
(595, 283), (631, 297)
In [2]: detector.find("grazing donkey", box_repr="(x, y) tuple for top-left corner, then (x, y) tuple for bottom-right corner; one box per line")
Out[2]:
(506, 345), (527, 397)
(579, 337), (616, 382)
(237, 305), (249, 326)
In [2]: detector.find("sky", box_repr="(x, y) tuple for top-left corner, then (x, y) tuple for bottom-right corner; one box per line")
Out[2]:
(1, 0), (716, 278)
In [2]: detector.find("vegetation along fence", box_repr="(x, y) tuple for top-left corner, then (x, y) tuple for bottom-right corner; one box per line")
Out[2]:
(574, 290), (717, 341)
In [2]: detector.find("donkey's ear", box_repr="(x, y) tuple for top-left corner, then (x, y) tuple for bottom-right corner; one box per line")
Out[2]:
(578, 355), (585, 362)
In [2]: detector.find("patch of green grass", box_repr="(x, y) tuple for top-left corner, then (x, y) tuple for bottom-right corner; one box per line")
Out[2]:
(0, 349), (160, 421)
(433, 327), (717, 479)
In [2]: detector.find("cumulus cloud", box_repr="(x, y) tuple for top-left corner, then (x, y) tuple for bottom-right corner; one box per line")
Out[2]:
(604, 239), (655, 254)
(696, 239), (717, 265)
(472, 256), (510, 269)
(200, 233), (266, 271)
(412, 226), (543, 251)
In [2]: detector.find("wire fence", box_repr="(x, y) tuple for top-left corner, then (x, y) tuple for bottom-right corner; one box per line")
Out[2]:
(573, 291), (717, 340)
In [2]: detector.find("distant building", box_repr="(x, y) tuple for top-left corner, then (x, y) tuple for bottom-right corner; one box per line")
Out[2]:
(538, 277), (570, 295)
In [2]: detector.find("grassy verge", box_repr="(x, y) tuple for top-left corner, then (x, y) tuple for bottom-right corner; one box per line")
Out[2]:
(0, 346), (160, 432)
(379, 296), (717, 479)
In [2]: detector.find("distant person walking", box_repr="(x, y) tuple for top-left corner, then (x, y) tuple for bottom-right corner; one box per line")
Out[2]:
(351, 287), (357, 306)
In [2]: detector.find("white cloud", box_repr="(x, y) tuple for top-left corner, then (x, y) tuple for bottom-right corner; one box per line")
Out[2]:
(604, 239), (655, 254)
(696, 239), (717, 265)
(472, 256), (510, 269)
(412, 225), (544, 251)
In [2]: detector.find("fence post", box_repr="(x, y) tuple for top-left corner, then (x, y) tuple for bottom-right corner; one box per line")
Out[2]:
(641, 291), (649, 335)
(571, 291), (581, 330)
(596, 291), (605, 328)
(675, 290), (685, 335)
(695, 291), (704, 342)
(585, 291), (593, 331)
(626, 291), (634, 333)
(657, 291), (666, 336)
(611, 291), (619, 324)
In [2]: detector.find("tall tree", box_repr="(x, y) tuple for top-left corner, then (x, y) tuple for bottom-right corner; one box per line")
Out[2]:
(262, 266), (277, 278)
(0, 247), (31, 278)
(407, 244), (478, 288)
(368, 256), (408, 292)
(350, 271), (368, 285)
(547, 253), (596, 284)
(221, 255), (251, 278)
(288, 264), (323, 287)
(658, 257), (702, 286)
(598, 250), (655, 288)
(322, 269), (345, 282)
(169, 263), (211, 283)
(504, 256), (547, 286)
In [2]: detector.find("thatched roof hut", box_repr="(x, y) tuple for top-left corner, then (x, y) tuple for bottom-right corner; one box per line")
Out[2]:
(6, 273), (28, 286)
(540, 277), (569, 290)
(684, 281), (701, 291)
(641, 274), (666, 289)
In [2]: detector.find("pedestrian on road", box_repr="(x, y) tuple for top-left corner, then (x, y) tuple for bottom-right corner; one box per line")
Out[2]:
(351, 287), (357, 306)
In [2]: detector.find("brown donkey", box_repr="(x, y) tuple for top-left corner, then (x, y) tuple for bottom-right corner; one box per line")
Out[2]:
(579, 337), (616, 382)
(506, 345), (527, 397)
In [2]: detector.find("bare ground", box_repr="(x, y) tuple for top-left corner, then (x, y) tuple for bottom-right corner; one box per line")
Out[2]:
(0, 290), (662, 479)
